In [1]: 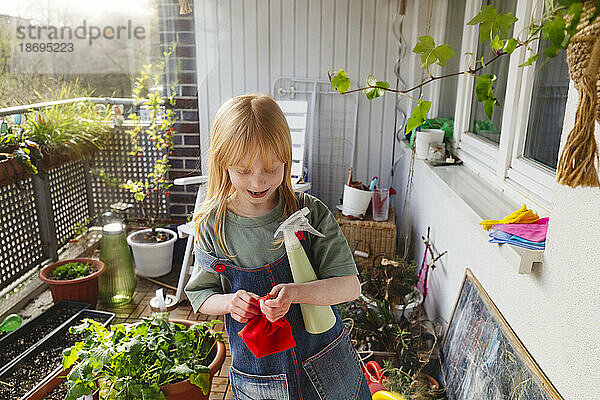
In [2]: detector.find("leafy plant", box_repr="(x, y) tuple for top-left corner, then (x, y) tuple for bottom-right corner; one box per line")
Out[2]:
(92, 44), (178, 238)
(62, 315), (223, 400)
(329, 1), (597, 133)
(50, 262), (91, 280)
(0, 84), (113, 180)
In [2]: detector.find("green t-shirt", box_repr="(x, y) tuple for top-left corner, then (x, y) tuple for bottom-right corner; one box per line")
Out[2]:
(184, 192), (358, 311)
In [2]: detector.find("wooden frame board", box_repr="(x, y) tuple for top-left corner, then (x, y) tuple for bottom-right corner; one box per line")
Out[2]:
(442, 268), (562, 399)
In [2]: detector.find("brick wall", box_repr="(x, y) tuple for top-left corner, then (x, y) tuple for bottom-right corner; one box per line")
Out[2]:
(159, 0), (201, 222)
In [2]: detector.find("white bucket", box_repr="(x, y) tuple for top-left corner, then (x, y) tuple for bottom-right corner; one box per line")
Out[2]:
(342, 184), (373, 218)
(415, 129), (445, 160)
(127, 228), (177, 277)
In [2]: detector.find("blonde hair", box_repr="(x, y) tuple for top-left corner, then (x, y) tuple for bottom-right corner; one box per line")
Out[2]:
(194, 93), (299, 258)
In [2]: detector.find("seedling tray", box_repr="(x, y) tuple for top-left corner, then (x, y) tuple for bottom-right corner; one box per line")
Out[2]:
(0, 300), (89, 376)
(0, 309), (114, 400)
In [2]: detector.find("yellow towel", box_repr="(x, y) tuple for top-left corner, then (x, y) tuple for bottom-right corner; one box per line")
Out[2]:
(479, 204), (539, 230)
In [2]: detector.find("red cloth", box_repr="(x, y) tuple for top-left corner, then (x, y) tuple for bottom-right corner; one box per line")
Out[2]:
(238, 294), (296, 358)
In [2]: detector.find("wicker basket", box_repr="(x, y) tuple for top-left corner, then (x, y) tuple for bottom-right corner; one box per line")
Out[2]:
(336, 207), (396, 270)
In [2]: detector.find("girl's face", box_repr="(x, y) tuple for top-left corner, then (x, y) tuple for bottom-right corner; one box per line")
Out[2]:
(227, 148), (285, 213)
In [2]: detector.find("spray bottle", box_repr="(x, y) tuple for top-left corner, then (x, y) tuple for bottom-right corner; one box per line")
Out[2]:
(274, 207), (336, 334)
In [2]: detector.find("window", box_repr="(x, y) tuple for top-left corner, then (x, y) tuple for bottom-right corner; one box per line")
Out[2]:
(0, 0), (161, 106)
(447, 0), (569, 206)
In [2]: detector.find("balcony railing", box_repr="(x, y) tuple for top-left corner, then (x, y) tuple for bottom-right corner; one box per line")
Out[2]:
(0, 98), (168, 299)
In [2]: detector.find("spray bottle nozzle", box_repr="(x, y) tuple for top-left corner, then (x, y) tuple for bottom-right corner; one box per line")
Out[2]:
(274, 207), (325, 239)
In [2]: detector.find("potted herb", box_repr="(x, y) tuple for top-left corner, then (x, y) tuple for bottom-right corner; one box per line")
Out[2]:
(62, 315), (226, 400)
(93, 46), (178, 278)
(39, 258), (105, 308)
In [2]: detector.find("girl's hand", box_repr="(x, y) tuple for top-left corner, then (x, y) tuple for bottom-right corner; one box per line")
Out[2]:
(227, 290), (261, 323)
(261, 284), (296, 322)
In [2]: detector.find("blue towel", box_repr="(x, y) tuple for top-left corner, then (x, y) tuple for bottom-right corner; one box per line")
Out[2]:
(489, 229), (545, 250)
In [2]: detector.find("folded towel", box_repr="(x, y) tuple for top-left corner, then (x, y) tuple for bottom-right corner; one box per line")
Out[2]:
(480, 204), (539, 230)
(491, 217), (549, 243)
(489, 230), (545, 250)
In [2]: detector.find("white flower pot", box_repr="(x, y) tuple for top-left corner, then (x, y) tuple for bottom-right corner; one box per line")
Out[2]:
(360, 290), (424, 320)
(127, 228), (177, 278)
(415, 129), (445, 160)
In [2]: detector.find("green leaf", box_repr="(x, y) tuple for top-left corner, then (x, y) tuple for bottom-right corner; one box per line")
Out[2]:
(412, 36), (454, 68)
(432, 44), (454, 66)
(504, 38), (518, 54)
(542, 15), (566, 50)
(405, 98), (431, 135)
(0, 121), (7, 134)
(519, 53), (539, 67)
(190, 371), (210, 395)
(62, 342), (83, 369)
(65, 382), (92, 400)
(468, 5), (517, 43)
(491, 35), (504, 51)
(362, 76), (390, 100)
(475, 74), (500, 120)
(412, 35), (436, 58)
(331, 70), (351, 93)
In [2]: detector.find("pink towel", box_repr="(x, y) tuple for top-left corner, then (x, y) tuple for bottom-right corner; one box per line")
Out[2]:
(491, 217), (548, 243)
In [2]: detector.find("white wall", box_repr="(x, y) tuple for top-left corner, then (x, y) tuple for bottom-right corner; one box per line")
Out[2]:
(394, 80), (600, 399)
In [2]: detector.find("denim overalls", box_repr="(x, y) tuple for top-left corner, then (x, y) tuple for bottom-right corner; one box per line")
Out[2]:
(195, 244), (372, 400)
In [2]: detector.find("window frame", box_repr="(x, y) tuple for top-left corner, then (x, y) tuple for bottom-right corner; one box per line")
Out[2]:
(450, 0), (558, 207)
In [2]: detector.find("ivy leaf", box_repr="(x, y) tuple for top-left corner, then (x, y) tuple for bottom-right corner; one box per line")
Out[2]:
(503, 38), (518, 54)
(468, 5), (518, 43)
(331, 70), (351, 93)
(491, 35), (504, 51)
(432, 44), (454, 67)
(566, 2), (583, 35)
(542, 14), (567, 52)
(519, 53), (539, 67)
(413, 35), (436, 63)
(475, 74), (500, 121)
(362, 76), (390, 100)
(412, 36), (454, 68)
(405, 98), (431, 135)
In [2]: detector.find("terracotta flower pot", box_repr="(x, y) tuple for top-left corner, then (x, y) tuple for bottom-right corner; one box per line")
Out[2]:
(39, 258), (105, 308)
(160, 319), (226, 400)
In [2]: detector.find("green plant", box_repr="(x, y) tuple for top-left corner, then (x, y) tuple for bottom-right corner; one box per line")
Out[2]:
(50, 262), (92, 280)
(93, 45), (178, 238)
(0, 84), (113, 179)
(381, 361), (442, 400)
(0, 123), (44, 176)
(62, 315), (223, 400)
(329, 1), (597, 132)
(361, 256), (419, 306)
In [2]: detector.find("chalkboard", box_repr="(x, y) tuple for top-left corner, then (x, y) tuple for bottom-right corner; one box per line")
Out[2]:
(442, 269), (562, 400)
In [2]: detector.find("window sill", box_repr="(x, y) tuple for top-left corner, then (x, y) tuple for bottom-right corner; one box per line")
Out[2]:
(408, 150), (545, 274)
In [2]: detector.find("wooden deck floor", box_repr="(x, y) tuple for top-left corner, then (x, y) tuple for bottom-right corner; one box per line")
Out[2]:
(97, 268), (234, 400)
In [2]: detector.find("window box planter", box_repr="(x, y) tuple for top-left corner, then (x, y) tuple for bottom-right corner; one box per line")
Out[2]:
(0, 309), (114, 400)
(0, 151), (90, 186)
(0, 300), (89, 377)
(38, 258), (105, 308)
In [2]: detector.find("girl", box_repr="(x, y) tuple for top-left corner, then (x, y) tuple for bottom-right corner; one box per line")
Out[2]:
(185, 93), (371, 400)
